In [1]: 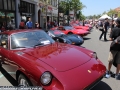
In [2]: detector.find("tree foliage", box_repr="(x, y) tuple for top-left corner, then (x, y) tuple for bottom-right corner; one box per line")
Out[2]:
(107, 9), (120, 18)
(59, 0), (86, 19)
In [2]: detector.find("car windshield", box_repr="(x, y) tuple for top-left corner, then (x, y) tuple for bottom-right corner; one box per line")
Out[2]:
(11, 30), (55, 49)
(64, 26), (74, 30)
(50, 30), (65, 37)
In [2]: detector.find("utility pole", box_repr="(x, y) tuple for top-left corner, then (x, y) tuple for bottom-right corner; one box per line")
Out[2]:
(46, 4), (48, 31)
(67, 0), (70, 25)
(58, 0), (59, 26)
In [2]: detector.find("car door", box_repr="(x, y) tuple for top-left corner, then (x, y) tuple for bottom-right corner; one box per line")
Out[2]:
(0, 34), (17, 79)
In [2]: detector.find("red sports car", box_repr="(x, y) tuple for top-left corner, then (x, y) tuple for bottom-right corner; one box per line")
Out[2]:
(51, 26), (90, 37)
(71, 24), (90, 31)
(0, 29), (106, 90)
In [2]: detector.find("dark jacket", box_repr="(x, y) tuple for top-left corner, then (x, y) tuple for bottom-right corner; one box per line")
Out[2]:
(110, 26), (120, 51)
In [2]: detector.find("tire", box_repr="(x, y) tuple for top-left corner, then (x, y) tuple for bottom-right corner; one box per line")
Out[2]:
(18, 74), (33, 86)
(68, 32), (73, 34)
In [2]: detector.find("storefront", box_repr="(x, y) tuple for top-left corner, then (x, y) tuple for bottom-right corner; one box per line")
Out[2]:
(15, 0), (37, 29)
(0, 0), (16, 30)
(19, 0), (35, 23)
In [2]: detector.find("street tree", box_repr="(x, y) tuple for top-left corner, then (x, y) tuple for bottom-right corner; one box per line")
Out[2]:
(59, 0), (86, 20)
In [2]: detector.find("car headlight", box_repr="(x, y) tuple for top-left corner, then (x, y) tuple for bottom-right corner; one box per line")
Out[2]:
(90, 52), (98, 59)
(40, 72), (52, 85)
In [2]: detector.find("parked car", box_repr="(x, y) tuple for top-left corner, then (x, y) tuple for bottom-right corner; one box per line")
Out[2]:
(47, 30), (84, 46)
(0, 29), (106, 90)
(51, 26), (90, 37)
(71, 23), (90, 31)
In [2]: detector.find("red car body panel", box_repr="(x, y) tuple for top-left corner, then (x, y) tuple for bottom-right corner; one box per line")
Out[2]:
(0, 29), (106, 90)
(51, 26), (89, 36)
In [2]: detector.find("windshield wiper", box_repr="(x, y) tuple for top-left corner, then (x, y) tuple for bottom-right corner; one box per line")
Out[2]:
(34, 43), (44, 47)
(15, 46), (27, 48)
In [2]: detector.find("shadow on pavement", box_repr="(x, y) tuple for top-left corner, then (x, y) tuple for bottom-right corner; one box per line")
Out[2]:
(0, 67), (18, 86)
(91, 81), (112, 90)
(83, 37), (91, 40)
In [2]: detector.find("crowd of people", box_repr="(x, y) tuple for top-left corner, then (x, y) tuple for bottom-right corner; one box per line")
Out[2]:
(93, 18), (120, 80)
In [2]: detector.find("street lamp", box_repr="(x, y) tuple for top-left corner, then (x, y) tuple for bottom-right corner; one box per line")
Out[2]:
(44, 0), (49, 31)
(58, 0), (60, 26)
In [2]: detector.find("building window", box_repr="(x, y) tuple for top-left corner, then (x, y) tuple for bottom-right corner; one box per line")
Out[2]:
(4, 0), (7, 10)
(8, 0), (12, 10)
(0, 0), (3, 9)
(11, 0), (15, 10)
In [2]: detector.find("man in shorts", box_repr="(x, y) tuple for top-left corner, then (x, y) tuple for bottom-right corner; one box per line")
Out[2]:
(105, 18), (120, 80)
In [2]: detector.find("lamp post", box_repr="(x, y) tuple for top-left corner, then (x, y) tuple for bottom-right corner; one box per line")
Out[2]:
(44, 0), (48, 31)
(58, 0), (60, 26)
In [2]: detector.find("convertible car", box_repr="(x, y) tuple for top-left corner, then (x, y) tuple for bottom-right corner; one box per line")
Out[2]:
(0, 29), (106, 90)
(51, 26), (90, 37)
(47, 30), (84, 46)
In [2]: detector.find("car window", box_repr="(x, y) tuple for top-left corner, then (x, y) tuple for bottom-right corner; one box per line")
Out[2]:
(64, 26), (74, 30)
(0, 34), (8, 49)
(10, 30), (55, 49)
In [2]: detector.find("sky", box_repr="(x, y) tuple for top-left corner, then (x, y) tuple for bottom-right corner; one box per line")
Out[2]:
(80, 0), (120, 16)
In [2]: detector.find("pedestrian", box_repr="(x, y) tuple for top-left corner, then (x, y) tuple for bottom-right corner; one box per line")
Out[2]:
(35, 22), (39, 29)
(103, 18), (110, 41)
(26, 18), (33, 29)
(105, 18), (120, 80)
(19, 20), (25, 29)
(99, 21), (104, 40)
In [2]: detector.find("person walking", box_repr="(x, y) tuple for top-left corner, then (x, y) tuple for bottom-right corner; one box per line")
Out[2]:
(103, 18), (110, 41)
(26, 18), (33, 29)
(99, 21), (104, 40)
(105, 18), (120, 80)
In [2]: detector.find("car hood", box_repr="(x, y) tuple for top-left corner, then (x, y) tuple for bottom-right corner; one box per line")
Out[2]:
(22, 43), (91, 72)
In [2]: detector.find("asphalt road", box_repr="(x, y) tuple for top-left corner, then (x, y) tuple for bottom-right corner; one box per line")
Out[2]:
(82, 28), (120, 90)
(0, 28), (120, 90)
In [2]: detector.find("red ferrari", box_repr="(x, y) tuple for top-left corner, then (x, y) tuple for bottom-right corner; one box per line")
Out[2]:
(51, 26), (90, 37)
(71, 24), (90, 31)
(0, 29), (106, 90)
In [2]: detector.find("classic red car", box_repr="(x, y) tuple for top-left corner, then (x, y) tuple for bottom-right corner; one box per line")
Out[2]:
(0, 29), (106, 90)
(51, 26), (90, 37)
(71, 24), (90, 31)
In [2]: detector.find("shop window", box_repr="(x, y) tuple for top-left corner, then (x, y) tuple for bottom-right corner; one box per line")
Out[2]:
(4, 0), (7, 10)
(11, 0), (15, 10)
(8, 0), (12, 10)
(6, 12), (15, 29)
(0, 0), (3, 9)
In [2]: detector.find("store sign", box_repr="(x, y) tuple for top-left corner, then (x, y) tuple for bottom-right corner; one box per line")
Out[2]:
(47, 6), (52, 12)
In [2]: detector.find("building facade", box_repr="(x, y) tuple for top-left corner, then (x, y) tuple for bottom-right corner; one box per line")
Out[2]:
(0, 0), (16, 29)
(0, 0), (58, 29)
(37, 0), (58, 28)
(0, 0), (38, 30)
(16, 0), (38, 28)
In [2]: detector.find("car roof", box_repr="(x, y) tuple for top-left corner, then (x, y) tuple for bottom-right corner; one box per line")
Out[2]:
(1, 29), (42, 35)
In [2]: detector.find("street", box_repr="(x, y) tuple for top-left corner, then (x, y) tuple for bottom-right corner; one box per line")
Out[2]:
(0, 28), (120, 90)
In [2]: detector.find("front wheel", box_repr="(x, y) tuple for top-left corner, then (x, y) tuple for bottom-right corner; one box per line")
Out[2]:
(18, 74), (32, 86)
